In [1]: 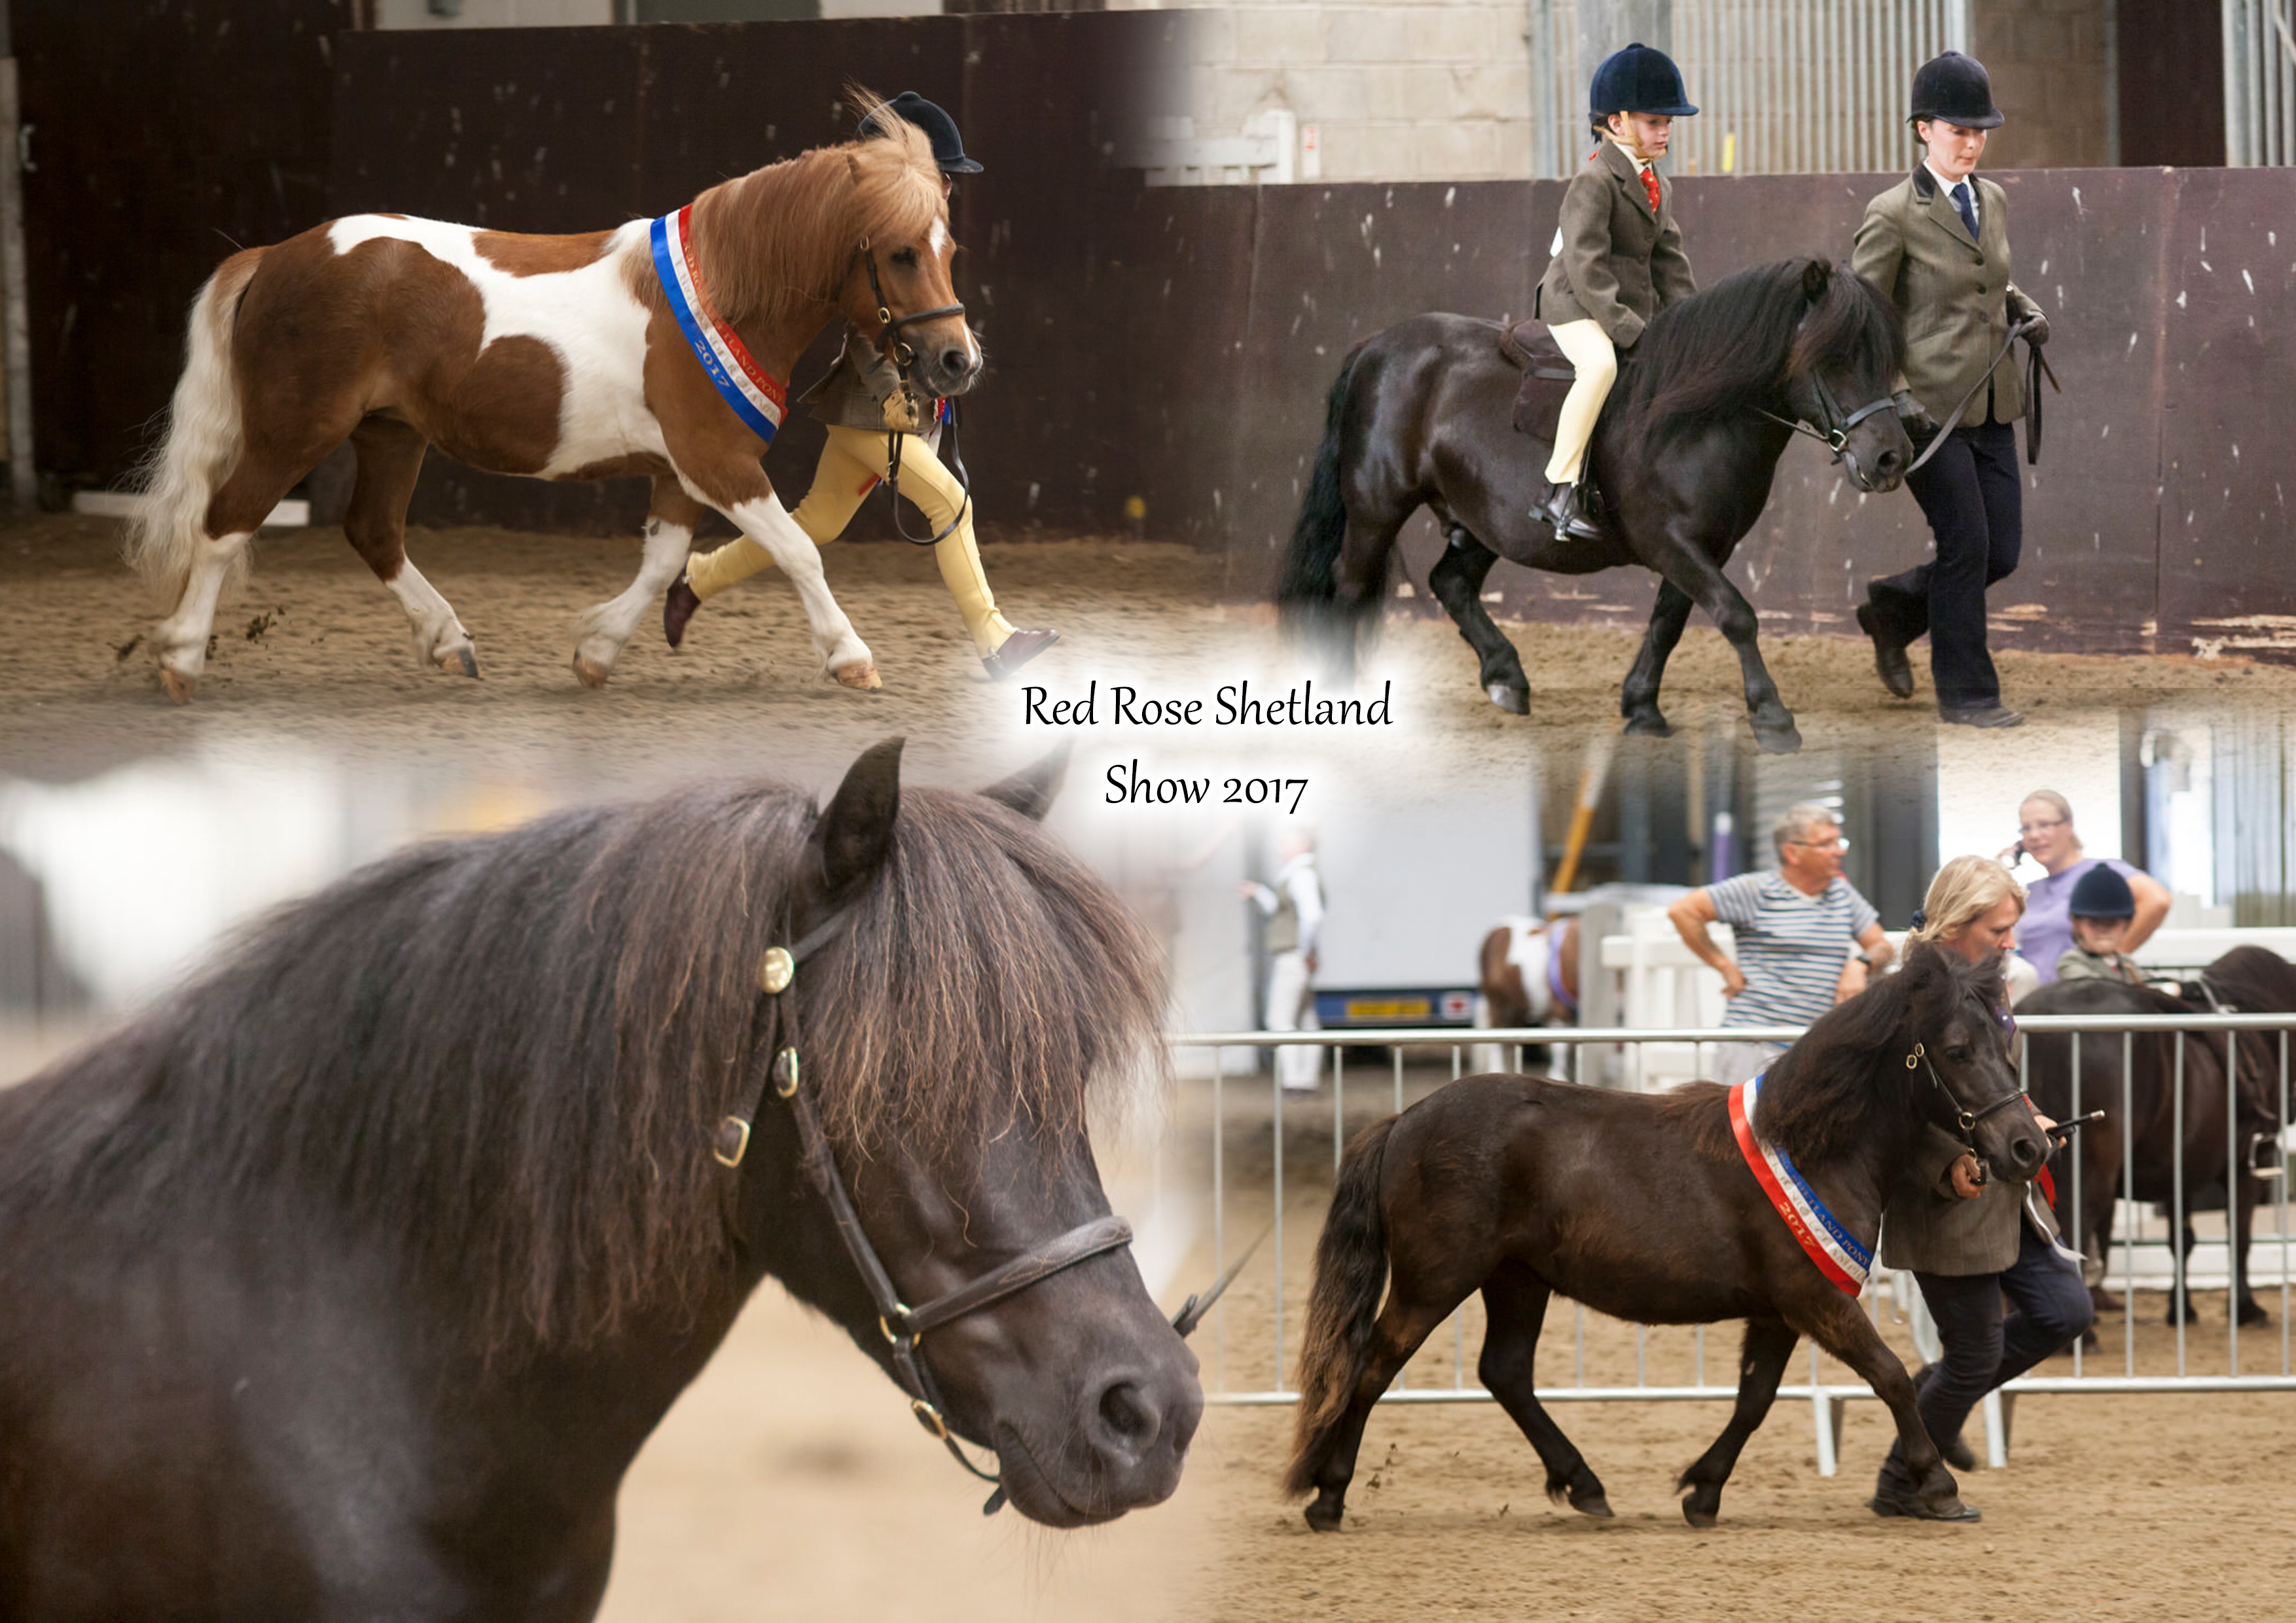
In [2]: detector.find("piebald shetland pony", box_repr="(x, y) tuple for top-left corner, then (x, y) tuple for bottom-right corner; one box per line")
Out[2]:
(126, 94), (976, 700)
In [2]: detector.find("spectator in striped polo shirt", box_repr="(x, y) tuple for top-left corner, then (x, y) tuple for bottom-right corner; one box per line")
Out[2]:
(1666, 804), (1896, 1090)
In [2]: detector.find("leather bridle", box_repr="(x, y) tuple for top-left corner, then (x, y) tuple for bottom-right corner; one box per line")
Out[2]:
(1752, 370), (1898, 478)
(717, 896), (1243, 1515)
(1905, 1038), (2030, 1152)
(859, 240), (973, 548)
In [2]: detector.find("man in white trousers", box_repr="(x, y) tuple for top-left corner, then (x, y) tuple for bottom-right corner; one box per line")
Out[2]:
(1242, 825), (1326, 1093)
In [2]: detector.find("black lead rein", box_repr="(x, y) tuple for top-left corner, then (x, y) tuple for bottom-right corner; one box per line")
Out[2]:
(859, 241), (973, 548)
(719, 899), (1246, 1515)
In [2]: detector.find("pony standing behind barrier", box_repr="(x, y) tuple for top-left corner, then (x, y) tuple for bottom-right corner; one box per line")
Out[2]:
(125, 92), (977, 700)
(1285, 946), (2045, 1531)
(0, 740), (1200, 1618)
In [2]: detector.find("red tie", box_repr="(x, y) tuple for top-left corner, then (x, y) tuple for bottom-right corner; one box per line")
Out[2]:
(1641, 166), (1662, 214)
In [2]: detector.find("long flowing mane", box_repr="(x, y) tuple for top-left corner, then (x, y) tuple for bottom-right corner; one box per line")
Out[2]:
(0, 779), (1165, 1353)
(1726, 944), (2000, 1167)
(1615, 257), (1904, 450)
(681, 89), (946, 327)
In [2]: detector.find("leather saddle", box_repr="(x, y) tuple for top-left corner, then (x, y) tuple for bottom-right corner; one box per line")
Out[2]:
(1498, 319), (1578, 442)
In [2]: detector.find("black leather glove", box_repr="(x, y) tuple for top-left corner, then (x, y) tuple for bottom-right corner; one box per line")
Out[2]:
(2017, 311), (2050, 347)
(1892, 388), (1941, 446)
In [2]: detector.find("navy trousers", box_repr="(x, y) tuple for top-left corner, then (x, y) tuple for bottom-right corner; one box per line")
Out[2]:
(1868, 418), (2022, 709)
(1878, 1223), (2092, 1488)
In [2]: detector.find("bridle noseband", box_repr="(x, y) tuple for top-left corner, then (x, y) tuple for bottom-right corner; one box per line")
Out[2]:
(859, 240), (973, 548)
(1905, 1038), (2029, 1150)
(1753, 370), (1897, 470)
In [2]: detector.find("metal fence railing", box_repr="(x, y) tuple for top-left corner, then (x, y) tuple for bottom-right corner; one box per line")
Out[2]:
(1168, 1012), (2296, 1476)
(2226, 0), (2296, 168)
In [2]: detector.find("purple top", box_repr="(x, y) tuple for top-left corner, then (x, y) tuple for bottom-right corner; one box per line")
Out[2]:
(2021, 856), (2142, 985)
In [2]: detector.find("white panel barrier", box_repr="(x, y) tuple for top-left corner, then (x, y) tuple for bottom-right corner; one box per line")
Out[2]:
(1169, 1010), (2296, 1477)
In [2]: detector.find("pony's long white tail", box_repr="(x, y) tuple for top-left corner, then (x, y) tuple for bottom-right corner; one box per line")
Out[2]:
(123, 248), (263, 603)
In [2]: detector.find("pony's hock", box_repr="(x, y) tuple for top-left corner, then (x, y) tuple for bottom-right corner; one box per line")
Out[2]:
(0, 740), (1201, 1609)
(1278, 259), (1910, 755)
(125, 96), (976, 703)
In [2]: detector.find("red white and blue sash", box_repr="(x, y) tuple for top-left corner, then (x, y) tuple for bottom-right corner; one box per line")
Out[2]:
(1729, 1074), (1874, 1297)
(650, 205), (787, 444)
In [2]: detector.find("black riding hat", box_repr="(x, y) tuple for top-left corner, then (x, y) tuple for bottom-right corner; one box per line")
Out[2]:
(1590, 43), (1698, 119)
(1909, 51), (2003, 131)
(2067, 863), (2137, 921)
(860, 91), (983, 175)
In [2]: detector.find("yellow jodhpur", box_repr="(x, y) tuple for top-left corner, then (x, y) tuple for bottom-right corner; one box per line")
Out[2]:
(1541, 317), (1619, 485)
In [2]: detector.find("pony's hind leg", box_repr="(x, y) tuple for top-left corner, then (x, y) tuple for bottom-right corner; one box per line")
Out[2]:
(572, 478), (707, 688)
(1674, 1317), (1797, 1526)
(1619, 579), (1696, 738)
(1427, 525), (1530, 714)
(342, 419), (477, 678)
(1299, 1283), (1466, 1533)
(152, 448), (315, 700)
(1477, 1264), (1611, 1516)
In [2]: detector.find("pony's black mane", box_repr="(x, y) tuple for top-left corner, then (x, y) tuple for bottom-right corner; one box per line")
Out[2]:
(0, 780), (1164, 1352)
(2205, 945), (2296, 1014)
(1615, 258), (1904, 450)
(1739, 944), (2001, 1168)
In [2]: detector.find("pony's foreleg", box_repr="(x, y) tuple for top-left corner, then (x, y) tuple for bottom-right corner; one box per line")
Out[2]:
(1427, 526), (1530, 715)
(1795, 1296), (1964, 1515)
(1299, 1289), (1459, 1533)
(2234, 1172), (2270, 1326)
(712, 481), (877, 689)
(1675, 1316), (1797, 1527)
(571, 482), (708, 688)
(342, 420), (478, 679)
(1648, 540), (1801, 754)
(1477, 1265), (1610, 1516)
(1619, 579), (1696, 738)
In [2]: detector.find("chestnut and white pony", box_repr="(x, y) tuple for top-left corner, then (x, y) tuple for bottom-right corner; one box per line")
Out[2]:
(1468, 914), (1581, 1073)
(126, 98), (977, 700)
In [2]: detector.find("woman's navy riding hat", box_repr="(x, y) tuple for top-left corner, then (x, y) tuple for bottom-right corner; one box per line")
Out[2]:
(1590, 43), (1698, 118)
(2067, 864), (2137, 921)
(861, 91), (984, 175)
(1909, 51), (2003, 130)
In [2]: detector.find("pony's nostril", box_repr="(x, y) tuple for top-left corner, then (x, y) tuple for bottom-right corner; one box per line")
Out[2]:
(2011, 1135), (2043, 1169)
(940, 348), (971, 378)
(1096, 1380), (1160, 1450)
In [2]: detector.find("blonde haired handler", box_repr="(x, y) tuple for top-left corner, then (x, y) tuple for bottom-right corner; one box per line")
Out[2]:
(1852, 52), (2050, 728)
(1530, 42), (1698, 543)
(663, 94), (1058, 683)
(1870, 855), (2090, 1521)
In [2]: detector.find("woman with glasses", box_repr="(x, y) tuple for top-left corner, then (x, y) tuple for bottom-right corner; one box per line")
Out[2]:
(1871, 855), (2090, 1520)
(1999, 789), (2171, 985)
(1666, 802), (1893, 1090)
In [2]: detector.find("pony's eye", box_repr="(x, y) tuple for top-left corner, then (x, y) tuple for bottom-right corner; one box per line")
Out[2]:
(1946, 1046), (1973, 1065)
(892, 247), (920, 270)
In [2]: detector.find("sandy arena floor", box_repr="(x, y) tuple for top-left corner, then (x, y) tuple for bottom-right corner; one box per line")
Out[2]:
(3, 513), (2292, 786)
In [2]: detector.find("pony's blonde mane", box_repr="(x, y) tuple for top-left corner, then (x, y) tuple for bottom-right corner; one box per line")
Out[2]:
(689, 90), (947, 327)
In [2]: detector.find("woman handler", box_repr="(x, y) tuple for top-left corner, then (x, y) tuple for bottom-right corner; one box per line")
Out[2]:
(663, 93), (1058, 683)
(1872, 855), (2092, 1521)
(1852, 52), (2049, 729)
(1531, 42), (1698, 542)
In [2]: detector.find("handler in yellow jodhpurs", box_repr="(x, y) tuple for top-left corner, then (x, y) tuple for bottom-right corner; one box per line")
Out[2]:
(1532, 43), (1699, 542)
(662, 94), (1058, 683)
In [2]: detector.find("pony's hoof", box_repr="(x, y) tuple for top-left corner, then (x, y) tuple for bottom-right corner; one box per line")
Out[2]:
(439, 645), (480, 679)
(158, 668), (196, 704)
(1302, 1500), (1345, 1533)
(571, 652), (613, 690)
(833, 661), (882, 691)
(1486, 683), (1530, 715)
(1621, 711), (1672, 738)
(1574, 1492), (1615, 1520)
(1752, 721), (1804, 755)
(1681, 1499), (1718, 1529)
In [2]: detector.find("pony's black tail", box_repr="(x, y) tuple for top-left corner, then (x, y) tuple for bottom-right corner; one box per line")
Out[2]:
(1275, 343), (1364, 629)
(1283, 1112), (1396, 1497)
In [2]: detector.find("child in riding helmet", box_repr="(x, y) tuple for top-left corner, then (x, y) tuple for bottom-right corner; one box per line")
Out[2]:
(2053, 865), (2145, 985)
(1532, 42), (1699, 541)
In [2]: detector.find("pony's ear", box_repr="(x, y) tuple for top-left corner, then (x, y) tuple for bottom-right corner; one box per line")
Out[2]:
(808, 736), (905, 910)
(982, 740), (1072, 822)
(1801, 259), (1833, 302)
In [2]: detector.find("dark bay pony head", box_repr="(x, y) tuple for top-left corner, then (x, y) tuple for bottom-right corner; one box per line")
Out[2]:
(1, 739), (1194, 1527)
(1751, 942), (2046, 1179)
(1622, 257), (1910, 493)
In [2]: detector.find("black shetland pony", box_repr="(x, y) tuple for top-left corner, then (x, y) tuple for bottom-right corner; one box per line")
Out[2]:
(1279, 259), (1910, 754)
(0, 741), (1199, 1620)
(1285, 946), (2045, 1531)
(2023, 945), (2296, 1328)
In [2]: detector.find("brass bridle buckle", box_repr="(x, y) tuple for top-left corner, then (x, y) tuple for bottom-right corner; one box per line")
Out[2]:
(1905, 1041), (1924, 1070)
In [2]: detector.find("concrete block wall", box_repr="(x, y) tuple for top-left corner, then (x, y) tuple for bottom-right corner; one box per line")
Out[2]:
(1115, 0), (1540, 182)
(1973, 0), (2113, 168)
